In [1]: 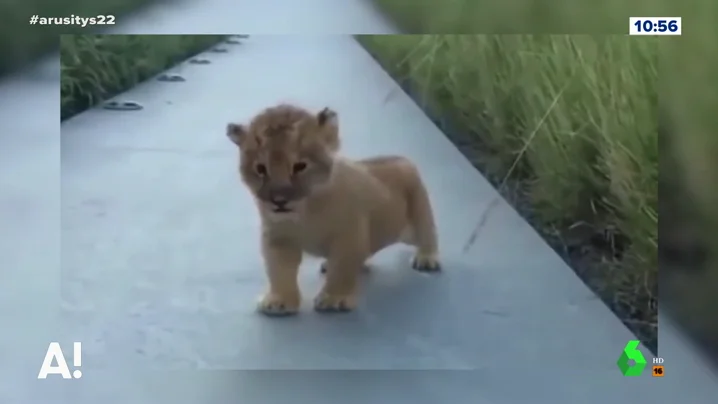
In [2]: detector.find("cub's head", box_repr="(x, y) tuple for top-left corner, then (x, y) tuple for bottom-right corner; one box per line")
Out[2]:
(226, 104), (340, 215)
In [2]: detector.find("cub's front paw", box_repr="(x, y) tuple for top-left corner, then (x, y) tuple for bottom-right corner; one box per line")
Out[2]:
(257, 292), (300, 317)
(411, 252), (441, 273)
(313, 291), (357, 313)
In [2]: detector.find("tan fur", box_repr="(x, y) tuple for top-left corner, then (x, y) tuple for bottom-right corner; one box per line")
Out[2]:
(226, 104), (441, 316)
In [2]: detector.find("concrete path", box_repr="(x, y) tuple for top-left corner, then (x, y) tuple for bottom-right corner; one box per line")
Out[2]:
(1, 1), (716, 403)
(0, 52), (63, 403)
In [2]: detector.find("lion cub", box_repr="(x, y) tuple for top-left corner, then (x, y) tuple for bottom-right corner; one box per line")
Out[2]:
(226, 104), (441, 316)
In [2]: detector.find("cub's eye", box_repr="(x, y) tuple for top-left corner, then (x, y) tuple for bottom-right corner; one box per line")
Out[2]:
(255, 163), (267, 176)
(292, 162), (307, 174)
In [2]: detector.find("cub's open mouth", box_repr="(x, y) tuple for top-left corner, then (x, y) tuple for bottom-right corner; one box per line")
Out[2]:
(272, 206), (292, 213)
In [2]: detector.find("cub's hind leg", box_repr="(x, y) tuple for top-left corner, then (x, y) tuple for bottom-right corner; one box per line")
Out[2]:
(405, 170), (441, 273)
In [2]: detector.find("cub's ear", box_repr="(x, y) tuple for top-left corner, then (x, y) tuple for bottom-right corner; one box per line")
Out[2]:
(226, 123), (247, 147)
(317, 107), (337, 127)
(316, 107), (340, 152)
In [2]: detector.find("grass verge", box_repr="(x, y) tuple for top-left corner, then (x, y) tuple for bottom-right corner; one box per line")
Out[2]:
(61, 34), (226, 120)
(0, 0), (157, 77)
(362, 2), (718, 359)
(359, 34), (661, 349)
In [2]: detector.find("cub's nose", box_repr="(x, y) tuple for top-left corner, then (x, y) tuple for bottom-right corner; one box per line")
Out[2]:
(269, 195), (290, 212)
(270, 195), (288, 207)
(268, 186), (293, 207)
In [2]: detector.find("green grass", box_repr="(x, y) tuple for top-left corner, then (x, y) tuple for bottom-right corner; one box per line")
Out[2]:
(372, 0), (685, 34)
(0, 0), (156, 77)
(360, 2), (718, 354)
(61, 35), (227, 120)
